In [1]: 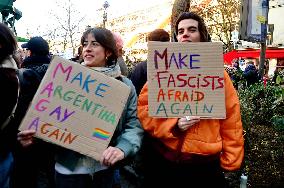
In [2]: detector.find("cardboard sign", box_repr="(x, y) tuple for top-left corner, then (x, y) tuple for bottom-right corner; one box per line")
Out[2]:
(147, 42), (225, 119)
(19, 56), (130, 160)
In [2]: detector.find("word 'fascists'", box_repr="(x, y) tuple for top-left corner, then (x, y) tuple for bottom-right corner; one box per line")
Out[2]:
(156, 72), (224, 90)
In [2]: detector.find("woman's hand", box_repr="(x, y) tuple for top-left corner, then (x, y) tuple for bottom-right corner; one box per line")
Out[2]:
(17, 129), (36, 147)
(177, 116), (200, 131)
(100, 146), (125, 166)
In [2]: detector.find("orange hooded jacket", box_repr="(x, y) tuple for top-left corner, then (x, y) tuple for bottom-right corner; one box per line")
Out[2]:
(137, 70), (244, 171)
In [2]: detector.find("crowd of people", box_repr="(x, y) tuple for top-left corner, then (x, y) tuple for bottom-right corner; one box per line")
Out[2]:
(226, 60), (261, 90)
(0, 12), (247, 188)
(225, 57), (284, 90)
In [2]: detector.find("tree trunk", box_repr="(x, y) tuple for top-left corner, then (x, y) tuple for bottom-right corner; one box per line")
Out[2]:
(171, 0), (191, 41)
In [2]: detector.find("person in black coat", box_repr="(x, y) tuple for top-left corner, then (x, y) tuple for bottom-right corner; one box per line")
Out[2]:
(10, 36), (55, 188)
(126, 29), (170, 187)
(130, 29), (170, 95)
(0, 23), (19, 188)
(243, 62), (260, 87)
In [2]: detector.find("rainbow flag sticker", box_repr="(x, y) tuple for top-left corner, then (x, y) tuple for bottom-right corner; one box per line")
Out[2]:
(93, 128), (111, 140)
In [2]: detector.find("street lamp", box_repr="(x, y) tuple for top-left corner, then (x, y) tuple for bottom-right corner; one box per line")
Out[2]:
(102, 1), (109, 28)
(231, 29), (239, 49)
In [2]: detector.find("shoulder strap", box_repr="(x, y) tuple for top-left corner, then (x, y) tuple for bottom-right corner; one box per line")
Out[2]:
(0, 75), (20, 130)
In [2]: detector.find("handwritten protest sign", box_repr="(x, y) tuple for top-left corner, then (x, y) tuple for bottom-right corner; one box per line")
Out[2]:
(19, 56), (130, 160)
(147, 42), (225, 118)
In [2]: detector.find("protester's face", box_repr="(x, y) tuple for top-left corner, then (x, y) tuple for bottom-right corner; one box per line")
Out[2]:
(82, 33), (108, 67)
(26, 49), (31, 57)
(177, 19), (201, 43)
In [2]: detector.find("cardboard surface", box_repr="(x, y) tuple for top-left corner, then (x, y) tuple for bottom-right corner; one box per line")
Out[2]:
(147, 42), (226, 119)
(19, 56), (130, 160)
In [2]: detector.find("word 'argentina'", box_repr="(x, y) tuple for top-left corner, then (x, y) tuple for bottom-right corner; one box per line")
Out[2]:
(39, 83), (117, 126)
(41, 62), (117, 125)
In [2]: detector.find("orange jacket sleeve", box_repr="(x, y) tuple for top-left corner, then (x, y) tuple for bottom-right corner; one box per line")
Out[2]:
(220, 71), (244, 171)
(137, 83), (180, 149)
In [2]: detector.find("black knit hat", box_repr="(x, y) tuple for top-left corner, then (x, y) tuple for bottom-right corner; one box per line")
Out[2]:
(21, 36), (49, 56)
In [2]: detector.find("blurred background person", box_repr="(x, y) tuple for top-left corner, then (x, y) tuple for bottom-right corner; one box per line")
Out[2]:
(13, 48), (25, 68)
(112, 31), (129, 76)
(231, 60), (243, 90)
(273, 58), (284, 84)
(130, 29), (170, 95)
(121, 28), (170, 187)
(243, 61), (260, 87)
(70, 46), (83, 63)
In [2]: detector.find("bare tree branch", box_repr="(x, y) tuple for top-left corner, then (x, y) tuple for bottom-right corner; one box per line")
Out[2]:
(45, 0), (86, 55)
(189, 0), (241, 52)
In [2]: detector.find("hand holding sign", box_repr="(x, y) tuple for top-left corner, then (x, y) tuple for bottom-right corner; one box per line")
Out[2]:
(17, 129), (36, 147)
(101, 146), (125, 166)
(177, 116), (200, 131)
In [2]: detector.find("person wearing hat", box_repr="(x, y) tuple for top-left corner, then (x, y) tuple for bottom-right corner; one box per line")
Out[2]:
(21, 36), (50, 57)
(10, 36), (55, 188)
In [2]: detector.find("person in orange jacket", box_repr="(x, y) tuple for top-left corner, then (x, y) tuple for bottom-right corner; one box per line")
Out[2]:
(137, 12), (244, 188)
